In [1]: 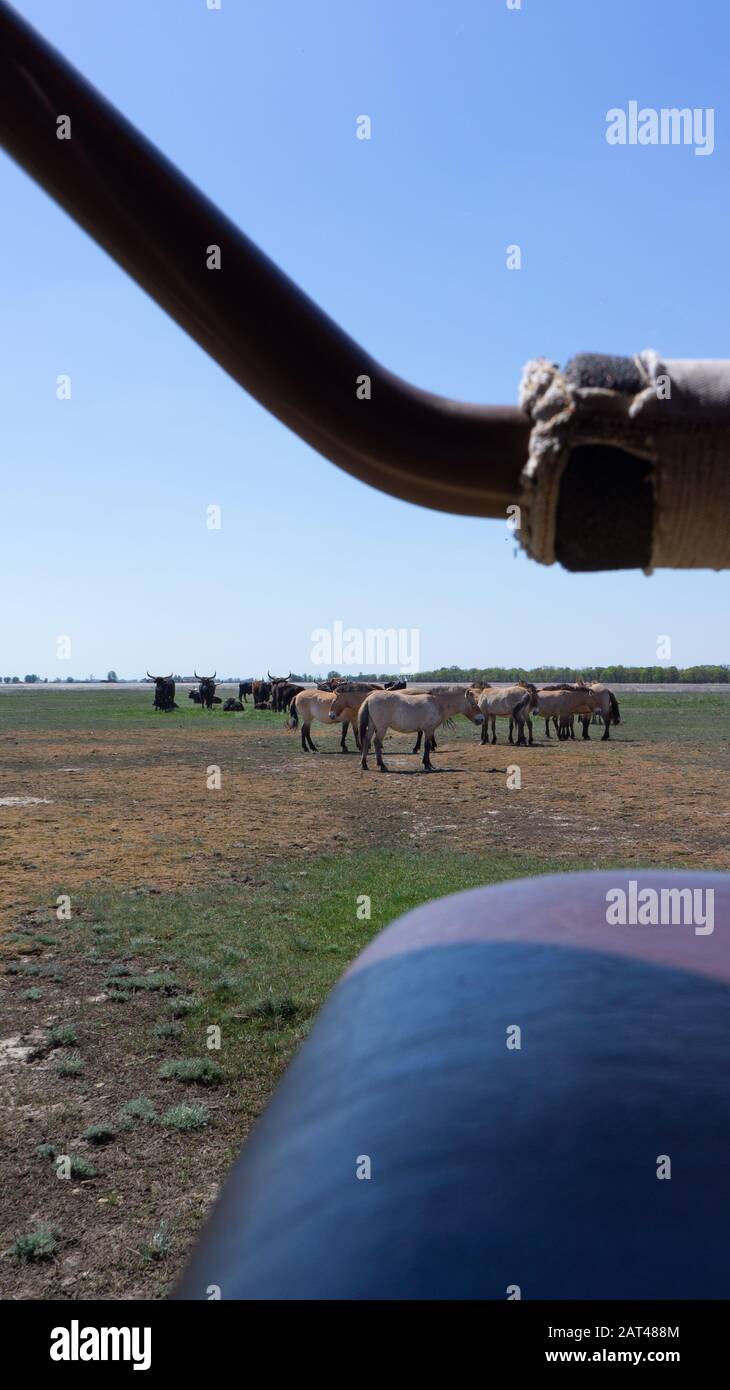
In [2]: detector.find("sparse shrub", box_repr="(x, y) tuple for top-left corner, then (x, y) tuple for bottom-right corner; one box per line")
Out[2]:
(248, 995), (300, 1023)
(122, 1097), (158, 1123)
(160, 1103), (209, 1131)
(46, 1024), (77, 1047)
(107, 989), (130, 1003)
(106, 972), (178, 994)
(140, 1221), (171, 1262)
(159, 1058), (223, 1086)
(35, 1142), (57, 1160)
(13, 1224), (60, 1263)
(167, 996), (199, 1017)
(106, 963), (132, 978)
(58, 1154), (96, 1179)
(55, 1051), (85, 1077)
(21, 987), (43, 1000)
(83, 1124), (115, 1146)
(154, 1020), (182, 1040)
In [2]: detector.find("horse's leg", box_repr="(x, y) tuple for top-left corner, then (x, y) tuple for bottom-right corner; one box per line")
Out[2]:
(569, 716), (575, 740)
(508, 717), (514, 744)
(340, 721), (350, 752)
(412, 730), (423, 754)
(422, 734), (434, 771)
(360, 721), (371, 770)
(544, 718), (550, 739)
(432, 733), (437, 750)
(527, 715), (534, 746)
(516, 714), (527, 747)
(306, 723), (318, 751)
(581, 716), (591, 740)
(374, 734), (388, 772)
(491, 716), (497, 746)
(601, 716), (611, 741)
(301, 723), (308, 752)
(480, 719), (488, 746)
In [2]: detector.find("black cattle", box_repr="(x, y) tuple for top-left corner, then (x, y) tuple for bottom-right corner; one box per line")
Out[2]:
(274, 681), (304, 712)
(252, 679), (272, 708)
(147, 671), (177, 711)
(194, 671), (218, 709)
(223, 698), (244, 712)
(238, 680), (253, 704)
(188, 689), (203, 703)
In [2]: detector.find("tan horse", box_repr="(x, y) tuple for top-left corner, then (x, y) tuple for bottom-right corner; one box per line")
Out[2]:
(477, 682), (539, 747)
(288, 689), (358, 752)
(582, 682), (621, 740)
(535, 685), (602, 739)
(359, 686), (484, 772)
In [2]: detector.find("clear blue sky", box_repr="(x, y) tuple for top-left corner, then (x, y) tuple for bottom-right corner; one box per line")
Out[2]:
(2, 0), (728, 677)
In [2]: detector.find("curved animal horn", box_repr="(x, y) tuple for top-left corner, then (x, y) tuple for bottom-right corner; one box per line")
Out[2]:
(194, 671), (200, 680)
(212, 671), (216, 679)
(146, 670), (153, 679)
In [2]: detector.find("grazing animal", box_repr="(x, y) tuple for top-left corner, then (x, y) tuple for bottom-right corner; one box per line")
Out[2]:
(478, 682), (539, 747)
(147, 671), (177, 711)
(223, 697), (243, 712)
(252, 679), (272, 708)
(188, 689), (203, 703)
(359, 686), (483, 772)
(272, 679), (304, 712)
(238, 679), (253, 704)
(581, 682), (621, 741)
(194, 671), (218, 709)
(289, 688), (360, 752)
(535, 685), (602, 738)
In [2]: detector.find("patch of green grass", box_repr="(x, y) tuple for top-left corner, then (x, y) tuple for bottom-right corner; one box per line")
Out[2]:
(160, 1103), (209, 1131)
(45, 1023), (77, 1047)
(140, 1221), (172, 1263)
(167, 995), (200, 1017)
(6, 961), (42, 976)
(121, 1097), (158, 1124)
(246, 995), (301, 1024)
(13, 1224), (60, 1262)
(56, 1154), (96, 1179)
(21, 986), (43, 1000)
(159, 1058), (222, 1086)
(82, 1124), (116, 1146)
(36, 934), (61, 946)
(104, 972), (178, 994)
(107, 988), (131, 1002)
(154, 1019), (182, 1040)
(55, 1051), (85, 1077)
(35, 1143), (57, 1160)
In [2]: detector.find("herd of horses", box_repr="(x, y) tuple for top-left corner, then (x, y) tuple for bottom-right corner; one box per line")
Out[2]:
(146, 671), (621, 772)
(290, 678), (621, 772)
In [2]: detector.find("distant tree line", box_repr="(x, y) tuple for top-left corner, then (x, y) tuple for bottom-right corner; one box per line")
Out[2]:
(409, 665), (730, 684)
(2, 665), (728, 685)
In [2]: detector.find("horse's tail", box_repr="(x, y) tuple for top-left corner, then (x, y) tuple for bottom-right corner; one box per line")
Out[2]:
(287, 697), (299, 730)
(358, 698), (372, 747)
(608, 692), (621, 725)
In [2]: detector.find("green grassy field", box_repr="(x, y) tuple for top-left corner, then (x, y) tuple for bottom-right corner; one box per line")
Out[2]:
(1, 685), (728, 1297)
(0, 687), (727, 741)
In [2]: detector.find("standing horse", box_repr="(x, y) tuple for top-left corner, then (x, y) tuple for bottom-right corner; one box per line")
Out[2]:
(288, 688), (360, 752)
(359, 686), (483, 772)
(478, 682), (538, 747)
